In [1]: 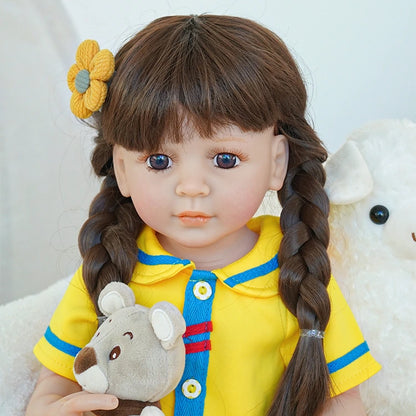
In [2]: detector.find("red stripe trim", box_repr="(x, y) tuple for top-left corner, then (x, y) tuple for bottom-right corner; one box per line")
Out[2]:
(183, 321), (213, 338)
(185, 340), (212, 354)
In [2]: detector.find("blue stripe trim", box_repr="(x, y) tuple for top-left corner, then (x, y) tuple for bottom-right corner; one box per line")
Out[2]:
(138, 249), (191, 266)
(328, 341), (370, 374)
(174, 270), (217, 416)
(224, 254), (279, 287)
(44, 326), (81, 357)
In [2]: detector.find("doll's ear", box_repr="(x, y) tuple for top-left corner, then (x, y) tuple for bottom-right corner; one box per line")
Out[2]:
(112, 145), (131, 197)
(269, 134), (289, 191)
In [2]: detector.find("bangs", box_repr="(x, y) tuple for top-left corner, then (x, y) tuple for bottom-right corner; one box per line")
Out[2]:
(101, 15), (303, 152)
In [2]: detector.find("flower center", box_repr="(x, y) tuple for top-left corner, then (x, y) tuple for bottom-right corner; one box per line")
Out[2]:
(75, 69), (91, 93)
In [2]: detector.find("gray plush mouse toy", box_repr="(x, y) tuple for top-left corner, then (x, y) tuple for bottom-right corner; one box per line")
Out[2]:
(73, 282), (186, 416)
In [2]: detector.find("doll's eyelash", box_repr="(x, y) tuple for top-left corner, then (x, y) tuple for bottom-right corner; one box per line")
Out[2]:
(207, 148), (248, 162)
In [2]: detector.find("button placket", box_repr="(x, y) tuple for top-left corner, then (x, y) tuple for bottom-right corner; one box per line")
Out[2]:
(174, 270), (217, 416)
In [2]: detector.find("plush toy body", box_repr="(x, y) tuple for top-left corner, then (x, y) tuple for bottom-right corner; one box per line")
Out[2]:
(325, 119), (416, 416)
(73, 282), (186, 416)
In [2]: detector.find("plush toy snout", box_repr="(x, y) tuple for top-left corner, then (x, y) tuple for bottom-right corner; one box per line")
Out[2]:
(74, 347), (97, 373)
(74, 347), (109, 393)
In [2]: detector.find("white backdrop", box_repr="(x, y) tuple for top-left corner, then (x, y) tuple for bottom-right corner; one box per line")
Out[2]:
(1, 0), (415, 303)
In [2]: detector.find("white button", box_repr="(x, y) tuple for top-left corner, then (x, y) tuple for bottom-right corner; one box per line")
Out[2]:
(182, 379), (202, 399)
(193, 281), (212, 300)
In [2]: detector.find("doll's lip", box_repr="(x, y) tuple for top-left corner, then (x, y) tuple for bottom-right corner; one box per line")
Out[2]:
(177, 211), (212, 225)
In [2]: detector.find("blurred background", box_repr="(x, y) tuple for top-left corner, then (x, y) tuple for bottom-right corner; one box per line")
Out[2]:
(1, 0), (415, 304)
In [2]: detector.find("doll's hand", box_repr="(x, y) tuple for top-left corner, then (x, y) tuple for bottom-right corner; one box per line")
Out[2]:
(44, 390), (118, 415)
(25, 367), (118, 416)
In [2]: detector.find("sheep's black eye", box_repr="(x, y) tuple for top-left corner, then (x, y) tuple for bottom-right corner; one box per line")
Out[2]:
(369, 205), (389, 225)
(109, 346), (121, 360)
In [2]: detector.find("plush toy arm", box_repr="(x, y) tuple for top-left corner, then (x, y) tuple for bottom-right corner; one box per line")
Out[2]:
(149, 302), (186, 350)
(140, 405), (165, 416)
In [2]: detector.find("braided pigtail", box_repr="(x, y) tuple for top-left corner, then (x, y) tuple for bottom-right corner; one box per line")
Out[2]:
(78, 130), (143, 313)
(269, 121), (332, 416)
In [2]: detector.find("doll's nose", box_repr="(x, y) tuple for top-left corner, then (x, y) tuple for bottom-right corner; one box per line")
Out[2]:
(175, 172), (210, 197)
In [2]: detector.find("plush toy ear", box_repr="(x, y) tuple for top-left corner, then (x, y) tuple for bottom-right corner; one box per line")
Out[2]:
(149, 302), (186, 350)
(97, 282), (136, 317)
(325, 140), (374, 205)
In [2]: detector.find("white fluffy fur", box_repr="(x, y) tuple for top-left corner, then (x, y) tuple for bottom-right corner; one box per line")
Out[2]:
(326, 119), (416, 415)
(0, 278), (69, 416)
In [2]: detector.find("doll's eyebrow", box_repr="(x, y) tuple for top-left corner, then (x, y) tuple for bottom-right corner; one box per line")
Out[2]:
(210, 136), (246, 143)
(123, 331), (133, 339)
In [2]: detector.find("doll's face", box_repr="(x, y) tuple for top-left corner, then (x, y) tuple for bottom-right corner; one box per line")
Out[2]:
(113, 124), (288, 265)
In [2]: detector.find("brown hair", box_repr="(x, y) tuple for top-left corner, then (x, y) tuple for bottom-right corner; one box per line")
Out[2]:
(78, 14), (331, 416)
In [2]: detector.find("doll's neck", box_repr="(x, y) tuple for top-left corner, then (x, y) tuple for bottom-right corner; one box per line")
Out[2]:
(156, 226), (258, 270)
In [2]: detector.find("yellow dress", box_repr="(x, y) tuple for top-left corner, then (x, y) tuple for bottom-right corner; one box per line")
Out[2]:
(34, 215), (381, 416)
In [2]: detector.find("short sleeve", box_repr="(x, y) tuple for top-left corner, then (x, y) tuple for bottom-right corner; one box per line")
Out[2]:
(280, 276), (381, 396)
(33, 267), (98, 381)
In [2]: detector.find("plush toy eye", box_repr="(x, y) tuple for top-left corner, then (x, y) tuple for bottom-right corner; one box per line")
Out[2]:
(109, 346), (121, 360)
(369, 205), (390, 225)
(123, 331), (133, 339)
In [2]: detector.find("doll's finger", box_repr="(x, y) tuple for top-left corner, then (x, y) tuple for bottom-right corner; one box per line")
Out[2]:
(61, 391), (119, 412)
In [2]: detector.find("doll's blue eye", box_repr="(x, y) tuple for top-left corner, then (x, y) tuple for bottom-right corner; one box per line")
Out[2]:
(369, 205), (389, 225)
(147, 154), (172, 170)
(214, 153), (240, 169)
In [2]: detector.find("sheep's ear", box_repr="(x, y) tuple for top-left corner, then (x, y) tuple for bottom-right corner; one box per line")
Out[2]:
(325, 140), (374, 205)
(149, 302), (186, 350)
(98, 282), (136, 317)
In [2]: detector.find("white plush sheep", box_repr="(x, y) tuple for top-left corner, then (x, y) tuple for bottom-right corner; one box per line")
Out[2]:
(325, 119), (416, 416)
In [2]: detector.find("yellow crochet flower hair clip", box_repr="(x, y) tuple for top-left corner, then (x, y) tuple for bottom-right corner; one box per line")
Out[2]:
(67, 40), (115, 119)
